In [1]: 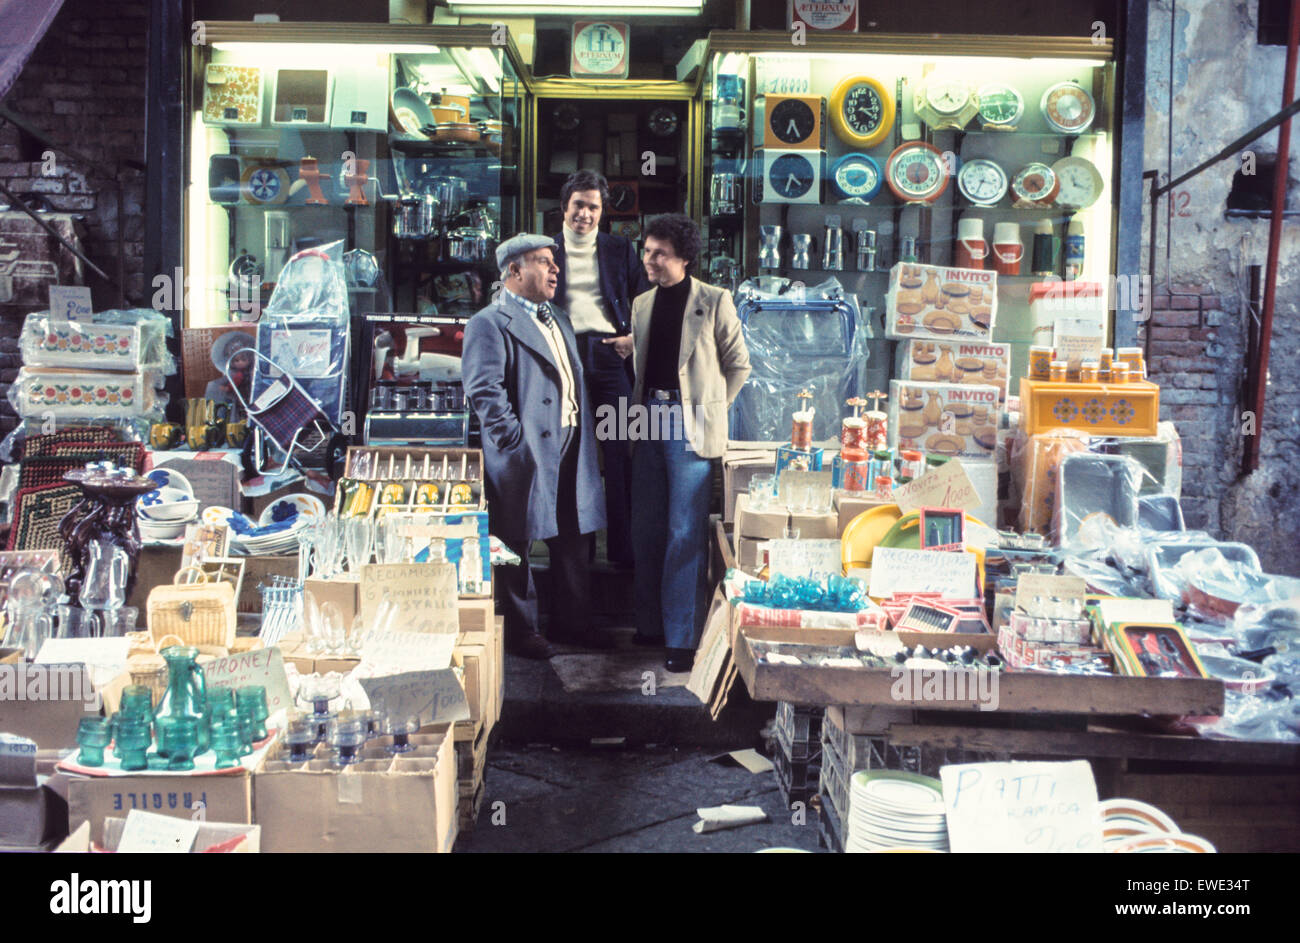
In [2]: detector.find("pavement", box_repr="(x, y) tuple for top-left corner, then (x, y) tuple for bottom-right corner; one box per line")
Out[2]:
(455, 742), (824, 853)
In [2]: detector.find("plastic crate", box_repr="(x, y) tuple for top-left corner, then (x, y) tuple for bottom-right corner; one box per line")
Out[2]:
(775, 701), (824, 744)
(772, 742), (821, 807)
(1020, 377), (1160, 437)
(818, 796), (846, 854)
(774, 718), (822, 765)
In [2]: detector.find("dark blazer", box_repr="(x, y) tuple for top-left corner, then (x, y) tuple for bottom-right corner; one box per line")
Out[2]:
(551, 231), (650, 336)
(461, 290), (607, 545)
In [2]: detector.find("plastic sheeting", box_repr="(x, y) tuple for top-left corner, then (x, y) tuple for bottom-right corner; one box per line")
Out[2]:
(727, 277), (871, 443)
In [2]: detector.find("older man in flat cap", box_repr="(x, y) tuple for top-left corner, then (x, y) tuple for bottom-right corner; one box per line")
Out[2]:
(462, 233), (610, 659)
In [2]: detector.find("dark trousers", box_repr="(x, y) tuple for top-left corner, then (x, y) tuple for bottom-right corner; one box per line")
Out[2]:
(496, 426), (593, 641)
(576, 332), (635, 565)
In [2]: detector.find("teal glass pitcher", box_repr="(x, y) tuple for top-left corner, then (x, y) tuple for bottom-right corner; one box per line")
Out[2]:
(155, 645), (209, 755)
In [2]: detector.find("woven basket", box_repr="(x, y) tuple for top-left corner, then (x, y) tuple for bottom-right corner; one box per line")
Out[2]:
(127, 653), (169, 707)
(147, 568), (236, 649)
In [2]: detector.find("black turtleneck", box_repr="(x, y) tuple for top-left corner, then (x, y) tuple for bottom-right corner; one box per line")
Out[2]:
(644, 277), (692, 393)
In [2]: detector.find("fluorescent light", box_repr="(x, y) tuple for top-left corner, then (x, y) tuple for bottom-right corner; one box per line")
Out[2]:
(212, 42), (439, 56)
(448, 0), (702, 14)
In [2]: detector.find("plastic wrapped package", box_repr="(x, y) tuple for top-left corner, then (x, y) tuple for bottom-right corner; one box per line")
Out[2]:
(1184, 689), (1300, 742)
(1053, 453), (1143, 546)
(728, 277), (872, 443)
(1231, 597), (1300, 653)
(20, 309), (176, 374)
(6, 367), (168, 421)
(1061, 552), (1143, 596)
(246, 241), (351, 426)
(1177, 550), (1300, 623)
(1096, 420), (1182, 497)
(1012, 426), (1090, 535)
(0, 417), (147, 464)
(1147, 540), (1261, 606)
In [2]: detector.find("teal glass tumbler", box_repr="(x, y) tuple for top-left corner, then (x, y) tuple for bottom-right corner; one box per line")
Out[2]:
(113, 716), (153, 771)
(235, 704), (255, 756)
(210, 726), (243, 769)
(76, 717), (111, 767)
(156, 715), (199, 771)
(118, 685), (154, 721)
(236, 686), (269, 741)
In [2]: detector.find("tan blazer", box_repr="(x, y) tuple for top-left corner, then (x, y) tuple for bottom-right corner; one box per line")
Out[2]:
(631, 277), (752, 459)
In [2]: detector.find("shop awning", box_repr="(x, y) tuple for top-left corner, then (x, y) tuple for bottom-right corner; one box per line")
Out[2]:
(0, 0), (64, 102)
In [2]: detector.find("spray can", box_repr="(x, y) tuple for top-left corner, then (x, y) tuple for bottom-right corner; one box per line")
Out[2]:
(1063, 218), (1085, 281)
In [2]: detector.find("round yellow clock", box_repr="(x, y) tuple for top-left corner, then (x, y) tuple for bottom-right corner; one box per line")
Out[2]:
(829, 74), (895, 149)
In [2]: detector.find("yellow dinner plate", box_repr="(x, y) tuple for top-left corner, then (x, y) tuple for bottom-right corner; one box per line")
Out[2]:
(840, 504), (904, 571)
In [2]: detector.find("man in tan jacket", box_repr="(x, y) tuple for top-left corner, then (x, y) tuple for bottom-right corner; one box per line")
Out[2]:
(628, 214), (751, 672)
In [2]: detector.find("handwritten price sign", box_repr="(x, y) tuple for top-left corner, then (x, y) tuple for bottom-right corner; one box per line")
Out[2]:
(48, 285), (92, 322)
(941, 760), (1103, 853)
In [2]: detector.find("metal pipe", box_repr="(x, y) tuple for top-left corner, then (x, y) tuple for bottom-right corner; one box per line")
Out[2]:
(1246, 0), (1300, 474)
(0, 179), (114, 284)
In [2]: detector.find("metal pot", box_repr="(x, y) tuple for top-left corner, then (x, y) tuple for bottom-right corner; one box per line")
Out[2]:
(393, 194), (434, 240)
(424, 176), (467, 223)
(446, 227), (492, 263)
(449, 202), (499, 239)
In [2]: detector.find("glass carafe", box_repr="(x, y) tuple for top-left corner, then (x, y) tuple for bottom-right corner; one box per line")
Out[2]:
(155, 645), (209, 755)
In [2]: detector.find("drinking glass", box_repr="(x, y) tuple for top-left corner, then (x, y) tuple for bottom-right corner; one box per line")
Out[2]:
(76, 717), (111, 766)
(345, 517), (373, 574)
(748, 474), (775, 511)
(113, 716), (153, 771)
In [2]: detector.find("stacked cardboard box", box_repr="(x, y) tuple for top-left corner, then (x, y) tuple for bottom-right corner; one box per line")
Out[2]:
(453, 598), (504, 831)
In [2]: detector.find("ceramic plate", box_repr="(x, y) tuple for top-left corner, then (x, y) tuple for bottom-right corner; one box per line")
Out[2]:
(1099, 799), (1178, 834)
(840, 504), (904, 570)
(202, 506), (237, 527)
(146, 467), (193, 497)
(850, 770), (945, 813)
(258, 493), (327, 528)
(1112, 833), (1216, 854)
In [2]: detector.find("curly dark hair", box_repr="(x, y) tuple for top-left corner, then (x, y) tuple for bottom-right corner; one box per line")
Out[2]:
(643, 213), (702, 270)
(560, 170), (610, 214)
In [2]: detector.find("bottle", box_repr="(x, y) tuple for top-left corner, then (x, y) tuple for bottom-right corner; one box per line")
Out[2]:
(1063, 218), (1085, 280)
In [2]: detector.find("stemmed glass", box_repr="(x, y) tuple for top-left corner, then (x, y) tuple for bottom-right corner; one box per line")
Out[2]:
(345, 517), (373, 574)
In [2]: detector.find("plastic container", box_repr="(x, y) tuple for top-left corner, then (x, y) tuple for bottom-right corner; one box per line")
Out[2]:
(1020, 377), (1160, 437)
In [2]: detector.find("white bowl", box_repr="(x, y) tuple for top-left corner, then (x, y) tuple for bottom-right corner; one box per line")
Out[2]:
(141, 498), (200, 523)
(146, 467), (194, 497)
(139, 518), (187, 540)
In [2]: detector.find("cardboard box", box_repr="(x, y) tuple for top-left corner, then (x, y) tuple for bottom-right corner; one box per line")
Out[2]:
(254, 724), (457, 853)
(304, 577), (361, 628)
(0, 664), (100, 750)
(457, 597), (495, 636)
(66, 762), (257, 839)
(835, 493), (895, 536)
(276, 633), (361, 676)
(735, 536), (766, 572)
(58, 817), (261, 853)
(890, 379), (1001, 461)
(788, 509), (838, 539)
(239, 555), (299, 613)
(734, 492), (789, 540)
(722, 448), (778, 522)
(902, 340), (1011, 402)
(886, 262), (998, 341)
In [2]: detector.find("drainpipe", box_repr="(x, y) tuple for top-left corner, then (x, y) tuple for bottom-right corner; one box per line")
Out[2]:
(1246, 0), (1300, 473)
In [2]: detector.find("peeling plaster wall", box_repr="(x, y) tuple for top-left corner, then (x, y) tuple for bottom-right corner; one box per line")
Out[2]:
(1144, 0), (1300, 575)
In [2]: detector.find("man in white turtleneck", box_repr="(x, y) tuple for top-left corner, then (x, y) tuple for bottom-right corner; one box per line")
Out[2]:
(551, 170), (650, 569)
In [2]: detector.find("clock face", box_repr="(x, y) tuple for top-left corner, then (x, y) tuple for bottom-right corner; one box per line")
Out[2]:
(885, 142), (948, 203)
(926, 79), (971, 115)
(1041, 82), (1095, 133)
(769, 152), (816, 199)
(830, 75), (894, 148)
(977, 84), (1023, 126)
(769, 98), (817, 145)
(1052, 156), (1103, 209)
(957, 159), (1008, 206)
(648, 107), (678, 137)
(609, 184), (637, 213)
(1012, 162), (1059, 204)
(830, 153), (882, 201)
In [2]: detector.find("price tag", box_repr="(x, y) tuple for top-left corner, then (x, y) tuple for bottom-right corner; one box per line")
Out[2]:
(48, 285), (92, 322)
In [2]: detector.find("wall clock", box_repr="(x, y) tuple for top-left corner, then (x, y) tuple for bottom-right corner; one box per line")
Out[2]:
(914, 77), (977, 131)
(758, 149), (823, 204)
(829, 74), (894, 149)
(975, 83), (1024, 131)
(1011, 162), (1060, 207)
(957, 158), (1008, 206)
(885, 141), (949, 204)
(761, 95), (826, 150)
(1052, 156), (1103, 209)
(830, 152), (883, 202)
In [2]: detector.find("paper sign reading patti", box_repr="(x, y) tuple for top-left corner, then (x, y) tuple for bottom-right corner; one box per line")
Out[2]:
(115, 809), (202, 853)
(868, 547), (976, 598)
(359, 563), (458, 634)
(358, 669), (469, 727)
(766, 539), (841, 579)
(941, 760), (1103, 853)
(893, 459), (981, 514)
(48, 285), (92, 323)
(34, 638), (129, 689)
(203, 647), (293, 714)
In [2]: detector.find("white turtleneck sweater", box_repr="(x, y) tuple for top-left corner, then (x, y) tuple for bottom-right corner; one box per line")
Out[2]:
(562, 224), (616, 335)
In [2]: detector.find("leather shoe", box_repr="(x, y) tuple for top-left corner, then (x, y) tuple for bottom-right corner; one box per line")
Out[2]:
(664, 648), (695, 673)
(550, 627), (615, 649)
(507, 632), (556, 660)
(632, 632), (664, 647)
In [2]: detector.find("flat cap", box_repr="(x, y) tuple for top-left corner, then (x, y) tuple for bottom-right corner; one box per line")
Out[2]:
(496, 233), (557, 271)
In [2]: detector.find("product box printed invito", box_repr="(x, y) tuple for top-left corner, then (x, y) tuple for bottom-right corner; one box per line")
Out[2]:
(889, 380), (1002, 461)
(885, 263), (997, 341)
(903, 340), (1011, 402)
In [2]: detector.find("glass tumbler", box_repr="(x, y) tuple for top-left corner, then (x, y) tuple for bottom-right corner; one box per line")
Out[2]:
(76, 717), (112, 767)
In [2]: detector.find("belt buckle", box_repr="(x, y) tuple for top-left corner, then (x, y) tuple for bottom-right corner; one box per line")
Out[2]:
(651, 389), (673, 401)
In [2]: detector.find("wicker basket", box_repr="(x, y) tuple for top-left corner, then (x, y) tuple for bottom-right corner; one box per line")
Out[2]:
(147, 567), (237, 649)
(127, 653), (169, 707)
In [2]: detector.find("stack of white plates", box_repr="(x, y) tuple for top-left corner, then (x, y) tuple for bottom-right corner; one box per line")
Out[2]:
(846, 771), (949, 853)
(203, 495), (326, 556)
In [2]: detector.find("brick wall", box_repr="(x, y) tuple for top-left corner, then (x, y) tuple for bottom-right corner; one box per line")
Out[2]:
(0, 0), (149, 436)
